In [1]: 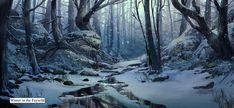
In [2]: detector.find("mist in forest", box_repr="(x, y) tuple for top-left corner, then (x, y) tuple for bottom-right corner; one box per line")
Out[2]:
(1, 0), (234, 108)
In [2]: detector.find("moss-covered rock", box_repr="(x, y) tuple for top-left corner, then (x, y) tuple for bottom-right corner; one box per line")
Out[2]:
(63, 80), (74, 85)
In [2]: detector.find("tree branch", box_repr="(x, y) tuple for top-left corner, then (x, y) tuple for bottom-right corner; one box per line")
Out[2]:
(28, 0), (46, 13)
(213, 0), (221, 12)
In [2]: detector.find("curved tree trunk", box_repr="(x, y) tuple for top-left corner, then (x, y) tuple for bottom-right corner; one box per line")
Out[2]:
(48, 0), (80, 58)
(0, 0), (13, 94)
(172, 0), (233, 60)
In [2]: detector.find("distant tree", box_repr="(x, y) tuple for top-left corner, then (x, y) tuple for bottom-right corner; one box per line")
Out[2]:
(167, 0), (174, 38)
(0, 0), (13, 95)
(68, 0), (76, 32)
(172, 0), (233, 60)
(107, 3), (114, 54)
(43, 0), (51, 31)
(93, 13), (101, 35)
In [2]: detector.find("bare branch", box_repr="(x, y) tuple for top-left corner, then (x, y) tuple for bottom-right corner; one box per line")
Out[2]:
(213, 0), (221, 12)
(28, 0), (46, 13)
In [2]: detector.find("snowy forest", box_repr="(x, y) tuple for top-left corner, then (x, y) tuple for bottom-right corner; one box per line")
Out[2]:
(1, 0), (234, 108)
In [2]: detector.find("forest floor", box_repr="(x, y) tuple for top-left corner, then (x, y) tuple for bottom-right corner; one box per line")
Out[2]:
(10, 59), (234, 108)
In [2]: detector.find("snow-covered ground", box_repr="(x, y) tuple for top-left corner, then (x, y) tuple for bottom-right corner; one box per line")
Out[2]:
(11, 60), (234, 108)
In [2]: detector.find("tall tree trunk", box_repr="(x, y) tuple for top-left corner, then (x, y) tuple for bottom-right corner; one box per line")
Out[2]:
(116, 4), (120, 56)
(50, 0), (80, 56)
(205, 0), (211, 27)
(129, 0), (133, 48)
(156, 0), (163, 71)
(144, 0), (160, 71)
(32, 0), (37, 22)
(75, 0), (91, 30)
(167, 0), (174, 38)
(93, 13), (101, 35)
(68, 0), (76, 32)
(108, 4), (114, 54)
(121, 2), (126, 48)
(0, 0), (13, 94)
(57, 0), (62, 30)
(23, 0), (40, 75)
(73, 0), (126, 30)
(43, 0), (51, 31)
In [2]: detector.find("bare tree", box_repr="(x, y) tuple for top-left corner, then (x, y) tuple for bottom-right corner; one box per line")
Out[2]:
(73, 0), (126, 30)
(172, 0), (233, 60)
(43, 0), (81, 59)
(23, 0), (46, 74)
(0, 0), (13, 95)
(144, 0), (161, 71)
(43, 0), (51, 31)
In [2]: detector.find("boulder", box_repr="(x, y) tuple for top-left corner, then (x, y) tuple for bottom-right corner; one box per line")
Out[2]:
(83, 78), (89, 82)
(193, 40), (216, 59)
(164, 29), (201, 60)
(19, 76), (32, 81)
(63, 81), (74, 85)
(67, 30), (101, 49)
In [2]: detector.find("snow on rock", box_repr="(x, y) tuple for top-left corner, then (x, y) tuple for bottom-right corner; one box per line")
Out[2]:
(67, 30), (101, 49)
(41, 50), (84, 71)
(164, 30), (201, 60)
(193, 39), (216, 59)
(19, 76), (32, 81)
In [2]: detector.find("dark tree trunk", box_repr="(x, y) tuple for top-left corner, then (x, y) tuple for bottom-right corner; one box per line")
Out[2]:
(68, 0), (76, 32)
(179, 0), (188, 36)
(204, 0), (211, 27)
(156, 0), (163, 72)
(32, 0), (37, 22)
(0, 0), (13, 94)
(107, 4), (114, 54)
(49, 0), (80, 56)
(144, 0), (160, 71)
(73, 0), (126, 30)
(23, 0), (40, 74)
(172, 0), (233, 60)
(51, 0), (66, 45)
(43, 0), (51, 31)
(57, 0), (62, 30)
